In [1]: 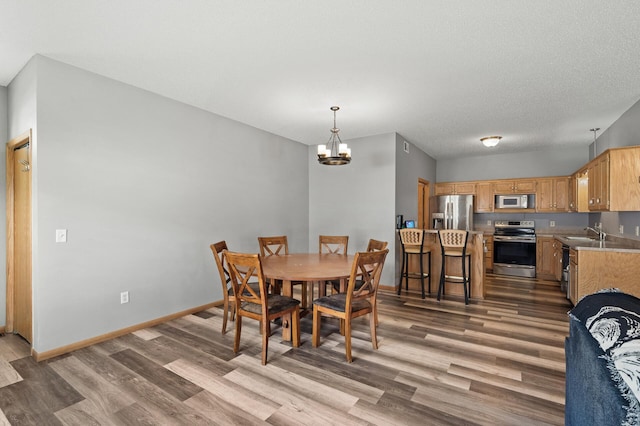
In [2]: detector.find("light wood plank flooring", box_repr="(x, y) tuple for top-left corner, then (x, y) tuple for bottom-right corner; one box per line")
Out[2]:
(0, 274), (571, 425)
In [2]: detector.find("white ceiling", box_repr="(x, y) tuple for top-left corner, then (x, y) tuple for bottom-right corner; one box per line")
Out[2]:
(2, 1), (640, 159)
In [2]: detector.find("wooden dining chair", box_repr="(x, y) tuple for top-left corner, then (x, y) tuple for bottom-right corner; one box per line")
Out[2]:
(319, 235), (349, 297)
(312, 248), (389, 363)
(366, 238), (388, 252)
(258, 235), (309, 307)
(364, 238), (388, 325)
(225, 250), (301, 365)
(210, 241), (262, 334)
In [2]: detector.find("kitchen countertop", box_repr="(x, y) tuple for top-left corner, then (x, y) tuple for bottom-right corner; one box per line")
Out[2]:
(552, 235), (640, 253)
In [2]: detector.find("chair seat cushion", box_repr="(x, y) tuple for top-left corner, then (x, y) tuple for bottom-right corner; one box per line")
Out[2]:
(443, 248), (468, 256)
(405, 246), (429, 254)
(313, 293), (371, 313)
(241, 294), (300, 315)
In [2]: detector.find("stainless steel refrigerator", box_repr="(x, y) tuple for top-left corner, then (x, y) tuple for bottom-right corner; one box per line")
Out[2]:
(432, 195), (474, 230)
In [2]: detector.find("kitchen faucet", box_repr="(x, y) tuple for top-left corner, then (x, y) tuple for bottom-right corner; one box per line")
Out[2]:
(585, 225), (607, 241)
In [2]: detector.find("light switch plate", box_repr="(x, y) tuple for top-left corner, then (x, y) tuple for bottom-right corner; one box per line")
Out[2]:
(550, 220), (556, 227)
(55, 229), (67, 243)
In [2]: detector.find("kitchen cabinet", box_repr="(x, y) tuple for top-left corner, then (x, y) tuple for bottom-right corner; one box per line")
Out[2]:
(568, 170), (589, 212)
(475, 182), (494, 212)
(569, 249), (578, 304)
(569, 248), (640, 304)
(588, 153), (609, 211)
(435, 181), (476, 195)
(483, 235), (493, 271)
(587, 146), (640, 211)
(553, 239), (564, 282)
(536, 177), (569, 212)
(536, 236), (559, 280)
(493, 179), (537, 194)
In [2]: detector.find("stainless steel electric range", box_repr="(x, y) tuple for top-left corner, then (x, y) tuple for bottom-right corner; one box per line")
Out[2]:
(493, 220), (536, 278)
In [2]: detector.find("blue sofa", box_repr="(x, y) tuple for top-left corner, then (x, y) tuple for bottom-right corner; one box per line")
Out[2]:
(566, 291), (640, 425)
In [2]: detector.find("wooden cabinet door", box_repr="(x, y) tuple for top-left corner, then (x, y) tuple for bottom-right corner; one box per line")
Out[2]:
(568, 174), (577, 212)
(454, 182), (476, 194)
(484, 235), (493, 272)
(554, 177), (569, 211)
(536, 237), (556, 278)
(493, 181), (515, 193)
(589, 154), (609, 211)
(599, 154), (610, 210)
(553, 239), (563, 281)
(569, 250), (578, 305)
(536, 178), (554, 211)
(435, 183), (455, 195)
(514, 179), (537, 193)
(475, 182), (494, 212)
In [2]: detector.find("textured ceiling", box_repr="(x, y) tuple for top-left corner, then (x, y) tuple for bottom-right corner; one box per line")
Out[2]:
(2, 1), (640, 159)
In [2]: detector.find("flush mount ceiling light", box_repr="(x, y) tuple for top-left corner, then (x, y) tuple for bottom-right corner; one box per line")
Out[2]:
(481, 136), (502, 147)
(317, 106), (351, 165)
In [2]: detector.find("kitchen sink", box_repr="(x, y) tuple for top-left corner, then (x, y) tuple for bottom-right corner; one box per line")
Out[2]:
(564, 236), (596, 241)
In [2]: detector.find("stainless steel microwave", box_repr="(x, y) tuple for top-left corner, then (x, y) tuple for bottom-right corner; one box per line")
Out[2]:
(495, 194), (531, 209)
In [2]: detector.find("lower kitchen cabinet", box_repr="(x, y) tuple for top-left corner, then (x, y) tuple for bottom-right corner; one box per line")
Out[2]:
(569, 249), (640, 305)
(536, 236), (562, 280)
(484, 235), (493, 272)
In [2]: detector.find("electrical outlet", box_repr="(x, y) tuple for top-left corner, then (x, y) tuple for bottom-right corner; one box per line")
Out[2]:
(549, 220), (556, 227)
(620, 225), (624, 234)
(55, 229), (67, 243)
(486, 220), (492, 226)
(120, 291), (129, 304)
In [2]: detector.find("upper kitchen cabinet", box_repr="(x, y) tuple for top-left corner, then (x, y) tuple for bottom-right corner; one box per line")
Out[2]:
(475, 182), (494, 212)
(493, 179), (537, 194)
(569, 169), (589, 212)
(537, 177), (569, 212)
(587, 146), (640, 211)
(435, 181), (476, 195)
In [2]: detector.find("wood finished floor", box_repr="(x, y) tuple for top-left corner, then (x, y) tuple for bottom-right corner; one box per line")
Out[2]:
(0, 274), (571, 425)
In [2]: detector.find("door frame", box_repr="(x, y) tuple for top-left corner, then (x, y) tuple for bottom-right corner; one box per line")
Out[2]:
(6, 129), (32, 335)
(417, 178), (430, 229)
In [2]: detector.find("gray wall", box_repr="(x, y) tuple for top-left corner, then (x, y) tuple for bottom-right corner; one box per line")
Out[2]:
(9, 56), (309, 353)
(0, 85), (7, 326)
(395, 135), (437, 285)
(436, 147), (589, 182)
(590, 97), (640, 240)
(309, 132), (396, 286)
(395, 135), (437, 223)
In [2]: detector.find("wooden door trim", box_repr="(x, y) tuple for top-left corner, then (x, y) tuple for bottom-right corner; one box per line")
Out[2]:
(6, 129), (32, 334)
(417, 178), (430, 229)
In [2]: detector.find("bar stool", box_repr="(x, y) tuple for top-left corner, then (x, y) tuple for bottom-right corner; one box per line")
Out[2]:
(438, 229), (472, 305)
(398, 228), (431, 299)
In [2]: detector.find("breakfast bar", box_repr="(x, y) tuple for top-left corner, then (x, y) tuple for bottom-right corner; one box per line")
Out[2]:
(398, 230), (486, 300)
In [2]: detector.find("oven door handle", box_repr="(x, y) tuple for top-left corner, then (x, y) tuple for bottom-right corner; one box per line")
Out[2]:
(494, 237), (536, 243)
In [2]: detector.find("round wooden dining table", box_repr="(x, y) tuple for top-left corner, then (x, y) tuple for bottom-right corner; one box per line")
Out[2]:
(261, 253), (355, 341)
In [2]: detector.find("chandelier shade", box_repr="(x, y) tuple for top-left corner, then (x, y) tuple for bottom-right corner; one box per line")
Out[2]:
(318, 106), (351, 165)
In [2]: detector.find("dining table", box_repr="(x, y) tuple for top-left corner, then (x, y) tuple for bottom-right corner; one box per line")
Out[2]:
(261, 253), (355, 341)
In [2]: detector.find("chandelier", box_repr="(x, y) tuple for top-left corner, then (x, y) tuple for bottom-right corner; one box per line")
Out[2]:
(317, 106), (351, 165)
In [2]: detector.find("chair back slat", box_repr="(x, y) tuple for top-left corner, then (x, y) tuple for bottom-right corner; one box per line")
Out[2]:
(210, 241), (231, 291)
(438, 229), (469, 249)
(399, 229), (424, 246)
(258, 236), (289, 257)
(319, 235), (349, 255)
(366, 239), (388, 252)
